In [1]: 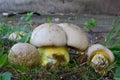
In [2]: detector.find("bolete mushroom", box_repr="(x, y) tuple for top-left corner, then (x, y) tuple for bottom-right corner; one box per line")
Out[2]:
(8, 43), (39, 67)
(58, 23), (89, 52)
(30, 23), (89, 66)
(8, 32), (25, 41)
(86, 44), (115, 74)
(30, 23), (69, 66)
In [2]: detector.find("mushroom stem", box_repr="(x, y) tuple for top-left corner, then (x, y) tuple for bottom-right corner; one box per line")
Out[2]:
(89, 50), (110, 73)
(38, 46), (70, 66)
(90, 54), (109, 72)
(89, 49), (111, 64)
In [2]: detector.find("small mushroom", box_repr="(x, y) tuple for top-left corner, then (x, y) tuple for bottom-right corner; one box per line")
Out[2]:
(58, 23), (89, 52)
(8, 43), (39, 67)
(30, 23), (70, 66)
(86, 44), (115, 74)
(8, 32), (25, 41)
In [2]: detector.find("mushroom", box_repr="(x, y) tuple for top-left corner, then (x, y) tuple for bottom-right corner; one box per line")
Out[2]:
(8, 43), (39, 67)
(30, 23), (89, 66)
(8, 32), (25, 41)
(58, 23), (89, 52)
(86, 44), (115, 74)
(30, 23), (70, 66)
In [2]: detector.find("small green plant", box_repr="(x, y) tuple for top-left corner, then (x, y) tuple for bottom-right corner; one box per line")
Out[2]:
(20, 12), (34, 32)
(20, 12), (33, 23)
(0, 43), (8, 67)
(84, 18), (96, 31)
(0, 22), (12, 39)
(46, 17), (51, 23)
(18, 12), (34, 42)
(0, 54), (8, 67)
(0, 72), (13, 80)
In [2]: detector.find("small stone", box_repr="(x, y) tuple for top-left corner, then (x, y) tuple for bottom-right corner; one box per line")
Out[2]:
(54, 18), (60, 22)
(2, 12), (9, 17)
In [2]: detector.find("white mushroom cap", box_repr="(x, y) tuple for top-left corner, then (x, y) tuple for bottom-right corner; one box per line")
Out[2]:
(8, 32), (25, 41)
(87, 44), (115, 63)
(30, 23), (67, 47)
(8, 43), (39, 67)
(58, 23), (89, 51)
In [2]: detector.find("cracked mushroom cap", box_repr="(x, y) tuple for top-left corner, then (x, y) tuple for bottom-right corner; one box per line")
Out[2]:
(8, 43), (39, 67)
(30, 23), (67, 47)
(58, 23), (89, 51)
(87, 44), (115, 63)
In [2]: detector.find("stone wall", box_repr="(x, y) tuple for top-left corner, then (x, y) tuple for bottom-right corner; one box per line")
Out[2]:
(0, 0), (120, 15)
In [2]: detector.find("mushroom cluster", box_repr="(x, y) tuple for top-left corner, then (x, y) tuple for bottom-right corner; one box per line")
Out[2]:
(30, 23), (89, 66)
(8, 22), (115, 75)
(8, 23), (89, 67)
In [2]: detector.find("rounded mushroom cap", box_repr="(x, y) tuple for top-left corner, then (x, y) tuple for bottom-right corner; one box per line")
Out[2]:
(8, 32), (25, 41)
(58, 23), (89, 51)
(87, 44), (115, 63)
(30, 23), (67, 47)
(8, 43), (39, 67)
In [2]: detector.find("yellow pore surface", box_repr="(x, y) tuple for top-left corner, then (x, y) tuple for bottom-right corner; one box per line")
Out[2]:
(38, 46), (70, 66)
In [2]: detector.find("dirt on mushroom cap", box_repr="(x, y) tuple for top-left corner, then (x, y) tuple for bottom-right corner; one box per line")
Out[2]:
(8, 42), (39, 67)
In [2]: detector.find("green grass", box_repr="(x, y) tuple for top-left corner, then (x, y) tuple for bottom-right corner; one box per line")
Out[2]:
(102, 20), (120, 80)
(103, 20), (120, 47)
